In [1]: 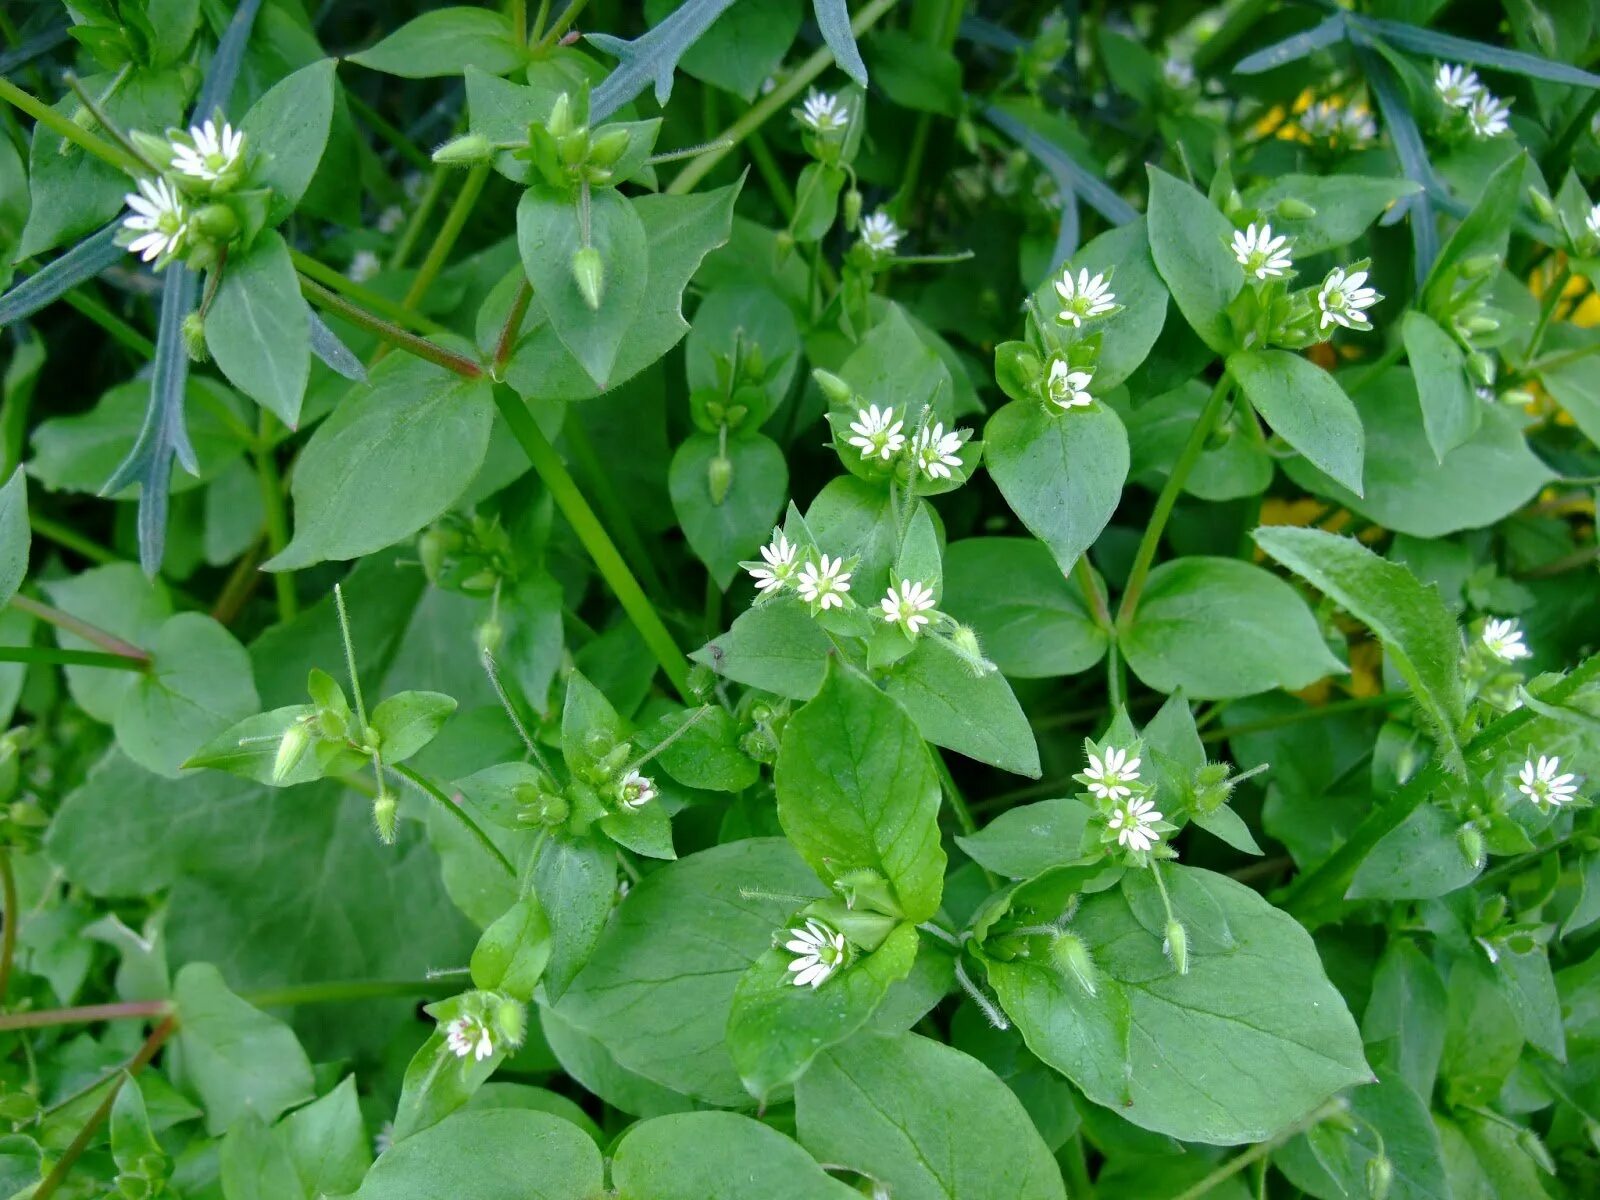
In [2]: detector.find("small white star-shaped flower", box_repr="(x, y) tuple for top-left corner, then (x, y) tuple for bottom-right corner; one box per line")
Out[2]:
(444, 1014), (495, 1062)
(1162, 58), (1194, 90)
(1045, 360), (1095, 409)
(1232, 222), (1293, 280)
(617, 770), (656, 810)
(1434, 64), (1483, 109)
(1317, 266), (1380, 331)
(1518, 755), (1579, 807)
(846, 404), (905, 460)
(796, 554), (852, 610)
(121, 177), (189, 264)
(748, 531), (798, 593)
(798, 90), (850, 134)
(1084, 746), (1141, 800)
(1108, 795), (1163, 852)
(1054, 267), (1117, 327)
(859, 211), (903, 255)
(1339, 106), (1377, 145)
(1299, 101), (1341, 139)
(170, 119), (245, 184)
(784, 918), (848, 988)
(349, 249), (381, 283)
(1467, 93), (1512, 139)
(880, 579), (936, 635)
(913, 422), (964, 480)
(1585, 202), (1600, 241)
(1481, 617), (1531, 662)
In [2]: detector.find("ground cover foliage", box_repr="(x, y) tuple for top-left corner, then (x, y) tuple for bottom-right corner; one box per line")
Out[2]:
(0, 0), (1598, 1196)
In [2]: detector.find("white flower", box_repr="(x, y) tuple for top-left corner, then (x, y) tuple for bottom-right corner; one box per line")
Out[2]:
(377, 205), (405, 234)
(349, 249), (381, 283)
(617, 769), (656, 809)
(913, 422), (964, 480)
(1435, 64), (1483, 109)
(1162, 58), (1194, 90)
(880, 579), (936, 635)
(1467, 93), (1512, 139)
(859, 211), (902, 255)
(796, 554), (852, 610)
(1231, 222), (1293, 280)
(1517, 755), (1580, 807)
(847, 404), (905, 460)
(748, 531), (799, 593)
(1108, 795), (1163, 852)
(798, 90), (849, 134)
(444, 1014), (495, 1062)
(1054, 266), (1117, 327)
(121, 177), (189, 263)
(1317, 267), (1379, 331)
(1084, 746), (1141, 801)
(1045, 360), (1094, 409)
(170, 118), (245, 185)
(1299, 102), (1342, 139)
(784, 918), (848, 988)
(1482, 617), (1532, 662)
(1586, 202), (1600, 241)
(1339, 106), (1377, 145)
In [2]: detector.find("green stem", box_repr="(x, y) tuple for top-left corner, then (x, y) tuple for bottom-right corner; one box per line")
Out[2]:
(0, 75), (142, 174)
(1526, 266), (1572, 363)
(60, 287), (155, 357)
(491, 387), (693, 702)
(28, 514), (122, 566)
(255, 411), (296, 620)
(666, 0), (902, 195)
(1528, 338), (1600, 375)
(743, 131), (795, 219)
(0, 850), (15, 1006)
(289, 249), (447, 335)
(1115, 372), (1232, 630)
(345, 93), (432, 172)
(564, 419), (669, 598)
(242, 977), (455, 1007)
(934, 752), (996, 888)
(1203, 693), (1404, 742)
(1170, 1098), (1346, 1200)
(0, 1001), (169, 1031)
(390, 165), (450, 270)
(63, 69), (154, 174)
(391, 762), (517, 879)
(8, 595), (150, 663)
(1344, 335), (1404, 397)
(375, 162), (490, 365)
(299, 275), (483, 378)
(535, 0), (591, 49)
(0, 646), (148, 672)
(493, 278), (534, 377)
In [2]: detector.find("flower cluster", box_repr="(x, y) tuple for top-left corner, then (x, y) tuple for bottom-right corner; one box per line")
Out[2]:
(1076, 742), (1172, 858)
(1032, 262), (1122, 415)
(1299, 100), (1376, 148)
(1433, 63), (1512, 140)
(438, 992), (526, 1064)
(745, 531), (856, 613)
(1227, 213), (1382, 343)
(838, 400), (973, 484)
(118, 118), (249, 269)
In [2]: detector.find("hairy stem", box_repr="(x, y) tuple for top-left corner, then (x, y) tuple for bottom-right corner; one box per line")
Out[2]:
(0, 75), (142, 174)
(299, 275), (483, 379)
(289, 249), (446, 334)
(255, 410), (296, 620)
(1171, 1098), (1346, 1200)
(8, 594), (150, 664)
(390, 762), (517, 879)
(0, 849), (15, 1005)
(375, 163), (491, 365)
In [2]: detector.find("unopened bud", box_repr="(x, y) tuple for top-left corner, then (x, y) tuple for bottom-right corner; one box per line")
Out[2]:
(571, 246), (604, 311)
(1528, 188), (1557, 225)
(948, 625), (995, 676)
(1459, 824), (1486, 870)
(1460, 254), (1500, 279)
(812, 368), (853, 406)
(1463, 313), (1500, 334)
(708, 454), (733, 505)
(1467, 351), (1496, 387)
(130, 130), (174, 168)
(432, 133), (492, 166)
(372, 791), (398, 844)
(843, 188), (863, 230)
(588, 126), (632, 168)
(1192, 762), (1233, 813)
(1165, 920), (1189, 975)
(272, 721), (312, 784)
(492, 995), (527, 1047)
(686, 663), (716, 701)
(193, 203), (238, 241)
(1050, 931), (1098, 995)
(558, 129), (590, 166)
(546, 93), (574, 138)
(513, 781), (568, 826)
(475, 618), (503, 656)
(1366, 1154), (1393, 1200)
(1275, 197), (1317, 220)
(1517, 1128), (1555, 1175)
(182, 311), (209, 363)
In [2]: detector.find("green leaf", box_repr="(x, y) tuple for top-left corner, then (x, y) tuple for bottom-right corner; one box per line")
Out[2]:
(1402, 311), (1481, 461)
(812, 0), (869, 88)
(588, 0), (742, 114)
(267, 356), (495, 570)
(238, 59), (337, 222)
(1121, 558), (1345, 700)
(1146, 166), (1244, 354)
(985, 400), (1129, 576)
(533, 834), (618, 1002)
(870, 30), (963, 116)
(1422, 155), (1528, 313)
(1363, 939), (1448, 1102)
(281, 1076), (371, 1198)
(692, 599), (832, 701)
(1124, 379), (1272, 501)
(1242, 175), (1423, 256)
(956, 797), (1097, 880)
(883, 636), (1042, 778)
(0, 470), (28, 609)
(219, 1114), (304, 1200)
(42, 563), (167, 722)
(1275, 1071), (1450, 1200)
(205, 231), (310, 428)
(1348, 802), (1480, 900)
(369, 690), (457, 765)
(635, 706), (759, 793)
(1229, 349), (1365, 496)
(116, 612), (260, 778)
(553, 839), (826, 1105)
(348, 8), (528, 78)
(353, 1109), (603, 1199)
(1281, 368), (1551, 538)
(516, 188), (648, 389)
(471, 894), (553, 1002)
(792, 162), (846, 243)
(728, 922), (919, 1103)
(669, 432), (787, 589)
(614, 1111), (859, 1199)
(1254, 527), (1467, 773)
(988, 867), (1369, 1144)
(941, 539), (1108, 679)
(797, 1031), (1068, 1200)
(775, 661), (946, 920)
(173, 962), (316, 1134)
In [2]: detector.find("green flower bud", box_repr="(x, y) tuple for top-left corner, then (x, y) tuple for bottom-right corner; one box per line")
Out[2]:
(130, 129), (175, 169)
(1462, 313), (1500, 334)
(193, 203), (238, 241)
(588, 126), (632, 168)
(708, 453), (733, 505)
(182, 310), (209, 363)
(1517, 1128), (1555, 1175)
(475, 617), (503, 656)
(947, 624), (995, 676)
(1366, 1153), (1394, 1200)
(492, 995), (527, 1046)
(558, 129), (590, 166)
(843, 187), (863, 230)
(1458, 823), (1486, 870)
(513, 781), (569, 826)
(372, 790), (398, 845)
(1528, 188), (1557, 225)
(546, 93), (574, 138)
(1165, 919), (1189, 975)
(571, 246), (605, 311)
(1274, 197), (1318, 220)
(1050, 931), (1098, 995)
(686, 663), (716, 702)
(432, 133), (492, 166)
(1192, 761), (1233, 813)
(811, 368), (854, 406)
(1466, 351), (1496, 387)
(272, 720), (312, 784)
(1459, 253), (1500, 279)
